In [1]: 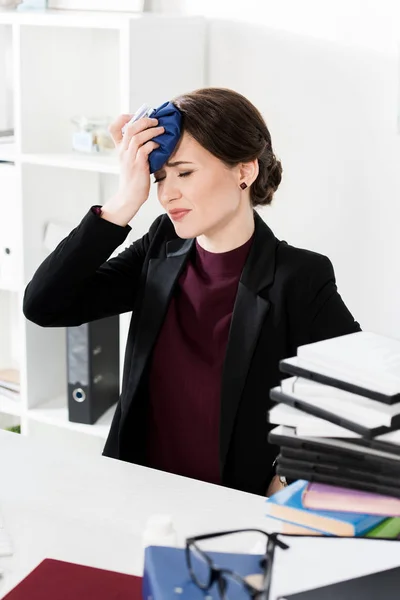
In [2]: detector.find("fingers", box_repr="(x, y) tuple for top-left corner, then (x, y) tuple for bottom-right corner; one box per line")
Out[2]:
(127, 125), (164, 155)
(121, 116), (160, 153)
(136, 140), (160, 162)
(108, 114), (132, 147)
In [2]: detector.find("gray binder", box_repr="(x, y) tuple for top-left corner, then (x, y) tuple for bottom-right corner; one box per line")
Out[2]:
(66, 315), (120, 425)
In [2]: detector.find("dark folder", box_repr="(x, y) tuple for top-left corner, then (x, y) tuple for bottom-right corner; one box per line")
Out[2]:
(277, 454), (400, 497)
(268, 426), (400, 470)
(278, 565), (400, 599)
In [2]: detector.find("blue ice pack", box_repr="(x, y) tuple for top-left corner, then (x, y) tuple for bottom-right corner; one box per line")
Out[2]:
(142, 545), (264, 599)
(148, 101), (182, 174)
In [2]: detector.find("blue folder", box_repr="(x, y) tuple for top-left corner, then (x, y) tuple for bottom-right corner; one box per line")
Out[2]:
(143, 545), (264, 599)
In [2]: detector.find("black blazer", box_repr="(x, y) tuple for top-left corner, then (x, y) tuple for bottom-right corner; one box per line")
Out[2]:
(23, 209), (361, 495)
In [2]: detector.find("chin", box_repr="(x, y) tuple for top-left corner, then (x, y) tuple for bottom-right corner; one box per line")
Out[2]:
(170, 218), (203, 240)
(172, 224), (199, 239)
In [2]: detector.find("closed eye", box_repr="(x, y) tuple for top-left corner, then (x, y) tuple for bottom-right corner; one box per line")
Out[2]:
(153, 171), (193, 184)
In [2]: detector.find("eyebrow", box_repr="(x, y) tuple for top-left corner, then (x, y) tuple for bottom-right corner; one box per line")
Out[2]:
(165, 160), (194, 167)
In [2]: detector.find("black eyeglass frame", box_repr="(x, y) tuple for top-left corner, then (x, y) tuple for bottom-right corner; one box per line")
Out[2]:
(185, 528), (289, 599)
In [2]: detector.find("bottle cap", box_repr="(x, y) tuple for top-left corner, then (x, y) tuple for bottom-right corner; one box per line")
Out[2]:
(145, 514), (174, 536)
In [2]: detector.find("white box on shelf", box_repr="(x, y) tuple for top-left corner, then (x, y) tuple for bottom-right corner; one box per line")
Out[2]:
(0, 290), (22, 425)
(48, 0), (144, 11)
(0, 164), (22, 291)
(0, 25), (13, 133)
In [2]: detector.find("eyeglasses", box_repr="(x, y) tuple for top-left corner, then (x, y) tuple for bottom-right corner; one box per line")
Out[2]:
(185, 528), (290, 600)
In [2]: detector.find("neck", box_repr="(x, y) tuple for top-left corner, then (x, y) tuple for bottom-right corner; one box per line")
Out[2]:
(196, 203), (255, 253)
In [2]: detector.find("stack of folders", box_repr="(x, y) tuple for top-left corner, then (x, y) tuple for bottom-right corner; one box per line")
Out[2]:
(267, 331), (400, 499)
(266, 479), (400, 538)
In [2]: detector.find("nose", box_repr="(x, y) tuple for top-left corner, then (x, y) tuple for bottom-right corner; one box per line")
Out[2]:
(159, 176), (182, 205)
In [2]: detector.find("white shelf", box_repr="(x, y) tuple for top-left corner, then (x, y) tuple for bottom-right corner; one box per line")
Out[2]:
(0, 391), (21, 417)
(0, 10), (205, 453)
(21, 152), (120, 174)
(0, 9), (195, 29)
(0, 9), (142, 29)
(27, 396), (117, 439)
(0, 143), (16, 162)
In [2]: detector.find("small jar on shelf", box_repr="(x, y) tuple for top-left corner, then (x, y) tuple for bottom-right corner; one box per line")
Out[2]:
(71, 115), (115, 155)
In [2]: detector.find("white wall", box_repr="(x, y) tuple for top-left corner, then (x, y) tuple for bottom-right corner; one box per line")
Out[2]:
(181, 0), (400, 53)
(176, 2), (400, 339)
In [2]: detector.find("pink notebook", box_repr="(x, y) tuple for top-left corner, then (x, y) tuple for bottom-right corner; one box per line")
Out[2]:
(302, 482), (400, 516)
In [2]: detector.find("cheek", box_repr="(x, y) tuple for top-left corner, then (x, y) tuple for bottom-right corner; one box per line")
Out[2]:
(199, 176), (240, 216)
(192, 172), (237, 207)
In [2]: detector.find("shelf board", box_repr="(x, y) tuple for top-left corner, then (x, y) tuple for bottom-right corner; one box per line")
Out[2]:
(0, 392), (22, 417)
(27, 396), (117, 438)
(21, 152), (120, 174)
(0, 143), (17, 163)
(0, 9), (143, 29)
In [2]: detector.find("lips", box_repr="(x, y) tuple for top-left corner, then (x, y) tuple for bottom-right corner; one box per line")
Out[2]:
(168, 209), (191, 222)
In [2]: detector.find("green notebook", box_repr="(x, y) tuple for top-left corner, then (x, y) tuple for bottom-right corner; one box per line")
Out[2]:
(366, 517), (400, 539)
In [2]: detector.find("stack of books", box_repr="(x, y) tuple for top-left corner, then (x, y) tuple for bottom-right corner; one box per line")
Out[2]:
(266, 479), (400, 538)
(0, 368), (20, 401)
(268, 331), (400, 498)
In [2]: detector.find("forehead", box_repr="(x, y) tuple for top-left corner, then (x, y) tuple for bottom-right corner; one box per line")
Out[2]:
(168, 132), (208, 163)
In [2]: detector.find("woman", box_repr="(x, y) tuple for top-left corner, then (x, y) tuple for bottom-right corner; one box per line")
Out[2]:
(23, 88), (360, 496)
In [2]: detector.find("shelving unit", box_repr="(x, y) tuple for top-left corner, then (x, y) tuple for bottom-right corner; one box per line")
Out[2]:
(0, 8), (206, 454)
(21, 152), (120, 173)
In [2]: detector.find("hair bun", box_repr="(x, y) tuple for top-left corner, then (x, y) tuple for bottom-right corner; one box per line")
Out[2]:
(252, 153), (282, 207)
(267, 156), (282, 193)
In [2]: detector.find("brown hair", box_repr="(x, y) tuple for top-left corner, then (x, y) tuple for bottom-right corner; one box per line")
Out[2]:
(172, 87), (282, 207)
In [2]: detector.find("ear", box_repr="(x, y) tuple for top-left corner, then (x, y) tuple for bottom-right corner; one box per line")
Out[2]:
(238, 159), (259, 188)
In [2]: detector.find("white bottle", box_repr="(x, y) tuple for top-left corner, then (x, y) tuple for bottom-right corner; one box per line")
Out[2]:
(142, 514), (178, 549)
(137, 514), (178, 575)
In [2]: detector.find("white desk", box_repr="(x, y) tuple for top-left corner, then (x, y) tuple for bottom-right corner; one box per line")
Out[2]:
(1, 430), (400, 599)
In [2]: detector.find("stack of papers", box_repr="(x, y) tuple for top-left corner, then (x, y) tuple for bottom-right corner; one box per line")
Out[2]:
(268, 331), (400, 498)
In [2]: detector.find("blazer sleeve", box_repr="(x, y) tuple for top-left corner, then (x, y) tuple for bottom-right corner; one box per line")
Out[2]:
(292, 253), (361, 348)
(23, 209), (163, 328)
(310, 254), (361, 343)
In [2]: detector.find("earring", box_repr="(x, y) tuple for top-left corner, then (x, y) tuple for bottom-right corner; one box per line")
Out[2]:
(240, 182), (248, 190)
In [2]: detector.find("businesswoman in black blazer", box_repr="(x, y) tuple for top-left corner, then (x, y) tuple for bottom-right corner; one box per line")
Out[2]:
(23, 88), (360, 496)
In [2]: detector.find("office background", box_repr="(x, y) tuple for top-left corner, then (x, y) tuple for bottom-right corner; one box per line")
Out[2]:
(180, 0), (400, 340)
(0, 0), (399, 446)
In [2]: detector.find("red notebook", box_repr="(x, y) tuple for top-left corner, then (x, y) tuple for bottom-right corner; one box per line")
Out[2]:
(3, 558), (142, 599)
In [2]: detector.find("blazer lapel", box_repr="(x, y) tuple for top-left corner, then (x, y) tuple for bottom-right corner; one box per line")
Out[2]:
(121, 237), (194, 423)
(220, 213), (278, 473)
